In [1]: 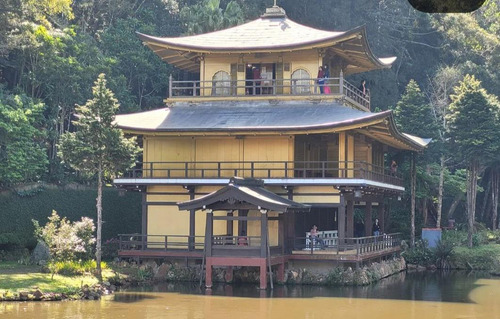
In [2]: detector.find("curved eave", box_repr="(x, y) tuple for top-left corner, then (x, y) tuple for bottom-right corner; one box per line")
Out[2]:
(137, 25), (395, 73)
(115, 109), (392, 135)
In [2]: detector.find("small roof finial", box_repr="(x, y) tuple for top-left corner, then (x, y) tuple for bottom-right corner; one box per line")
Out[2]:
(274, 0), (277, 6)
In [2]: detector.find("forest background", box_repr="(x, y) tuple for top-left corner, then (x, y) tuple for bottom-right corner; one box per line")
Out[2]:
(1, 0), (500, 249)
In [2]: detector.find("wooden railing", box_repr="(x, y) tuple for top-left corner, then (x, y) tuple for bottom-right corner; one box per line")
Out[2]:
(118, 234), (205, 251)
(293, 232), (402, 256)
(168, 75), (370, 110)
(122, 160), (403, 187)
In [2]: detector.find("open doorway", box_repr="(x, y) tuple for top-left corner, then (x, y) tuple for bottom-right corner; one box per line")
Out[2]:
(245, 63), (275, 95)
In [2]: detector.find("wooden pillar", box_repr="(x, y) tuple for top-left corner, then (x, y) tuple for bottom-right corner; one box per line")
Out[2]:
(346, 200), (354, 238)
(338, 195), (346, 240)
(205, 258), (213, 288)
(225, 266), (233, 283)
(189, 187), (195, 251)
(204, 210), (213, 288)
(286, 188), (295, 253)
(365, 202), (372, 237)
(205, 211), (213, 257)
(141, 192), (147, 235)
(259, 259), (267, 289)
(278, 214), (284, 254)
(238, 209), (248, 236)
(378, 202), (385, 233)
(260, 211), (268, 258)
(277, 262), (285, 283)
(338, 133), (346, 177)
(227, 211), (234, 236)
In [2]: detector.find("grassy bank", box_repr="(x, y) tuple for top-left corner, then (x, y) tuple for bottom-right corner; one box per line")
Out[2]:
(0, 261), (115, 294)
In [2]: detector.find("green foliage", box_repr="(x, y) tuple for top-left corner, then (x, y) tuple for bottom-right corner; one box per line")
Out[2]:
(0, 187), (141, 248)
(448, 75), (500, 163)
(48, 260), (108, 276)
(180, 0), (244, 35)
(0, 89), (48, 186)
(59, 74), (140, 179)
(401, 240), (433, 266)
(451, 245), (500, 270)
(32, 210), (96, 261)
(433, 239), (454, 270)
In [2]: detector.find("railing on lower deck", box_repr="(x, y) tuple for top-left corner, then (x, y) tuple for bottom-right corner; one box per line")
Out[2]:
(118, 234), (205, 251)
(123, 161), (403, 187)
(293, 233), (402, 257)
(168, 76), (370, 110)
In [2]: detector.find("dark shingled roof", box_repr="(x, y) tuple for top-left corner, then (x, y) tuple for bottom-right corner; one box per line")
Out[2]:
(115, 100), (387, 132)
(178, 177), (311, 213)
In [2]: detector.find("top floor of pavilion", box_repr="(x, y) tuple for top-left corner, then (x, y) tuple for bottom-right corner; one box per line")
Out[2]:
(137, 5), (396, 111)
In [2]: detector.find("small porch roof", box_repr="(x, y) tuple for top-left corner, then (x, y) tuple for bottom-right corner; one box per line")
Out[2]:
(177, 177), (311, 213)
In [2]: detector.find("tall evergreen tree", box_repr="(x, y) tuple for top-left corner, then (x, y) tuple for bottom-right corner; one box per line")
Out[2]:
(59, 74), (140, 278)
(447, 74), (500, 247)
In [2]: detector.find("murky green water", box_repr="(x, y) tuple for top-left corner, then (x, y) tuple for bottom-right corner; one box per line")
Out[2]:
(1, 271), (500, 319)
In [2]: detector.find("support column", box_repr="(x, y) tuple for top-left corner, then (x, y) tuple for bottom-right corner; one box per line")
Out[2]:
(260, 211), (268, 258)
(205, 258), (213, 288)
(225, 266), (233, 283)
(189, 187), (195, 251)
(286, 188), (295, 253)
(238, 209), (248, 236)
(378, 202), (385, 233)
(259, 259), (267, 290)
(365, 202), (372, 237)
(205, 210), (213, 288)
(227, 211), (233, 236)
(338, 195), (346, 241)
(277, 262), (285, 283)
(141, 192), (147, 235)
(346, 200), (354, 238)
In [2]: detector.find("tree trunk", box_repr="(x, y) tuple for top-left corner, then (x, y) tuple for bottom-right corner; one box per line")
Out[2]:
(422, 198), (428, 227)
(467, 160), (479, 248)
(491, 168), (499, 230)
(447, 193), (464, 219)
(411, 153), (416, 247)
(96, 166), (103, 281)
(479, 170), (491, 223)
(436, 155), (445, 228)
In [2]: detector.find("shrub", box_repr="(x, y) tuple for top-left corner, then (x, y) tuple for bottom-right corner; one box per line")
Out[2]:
(48, 260), (108, 276)
(433, 239), (454, 270)
(33, 211), (96, 262)
(451, 245), (500, 270)
(401, 239), (433, 266)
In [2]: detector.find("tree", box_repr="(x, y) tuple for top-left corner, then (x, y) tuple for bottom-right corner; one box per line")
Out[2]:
(58, 74), (140, 279)
(394, 80), (438, 245)
(0, 89), (48, 187)
(447, 74), (500, 247)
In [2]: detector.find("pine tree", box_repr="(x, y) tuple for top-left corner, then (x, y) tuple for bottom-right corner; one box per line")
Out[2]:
(447, 74), (500, 248)
(59, 74), (140, 278)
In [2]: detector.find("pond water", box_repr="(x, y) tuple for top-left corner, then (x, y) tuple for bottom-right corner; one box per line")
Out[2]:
(1, 271), (500, 319)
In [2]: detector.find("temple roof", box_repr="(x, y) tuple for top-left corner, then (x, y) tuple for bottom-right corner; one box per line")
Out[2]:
(137, 6), (396, 73)
(114, 101), (429, 151)
(177, 177), (311, 213)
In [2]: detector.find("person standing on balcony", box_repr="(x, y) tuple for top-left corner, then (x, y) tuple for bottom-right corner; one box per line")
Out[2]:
(310, 225), (325, 249)
(316, 66), (325, 94)
(372, 219), (381, 237)
(359, 79), (367, 96)
(391, 160), (398, 176)
(323, 65), (331, 94)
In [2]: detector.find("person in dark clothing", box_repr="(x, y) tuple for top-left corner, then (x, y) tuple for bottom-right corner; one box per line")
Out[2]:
(372, 218), (381, 237)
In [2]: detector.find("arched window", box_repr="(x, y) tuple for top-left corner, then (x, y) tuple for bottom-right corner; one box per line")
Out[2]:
(212, 71), (231, 96)
(291, 69), (311, 94)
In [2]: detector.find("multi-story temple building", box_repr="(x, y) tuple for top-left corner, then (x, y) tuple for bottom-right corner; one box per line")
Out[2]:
(113, 5), (429, 289)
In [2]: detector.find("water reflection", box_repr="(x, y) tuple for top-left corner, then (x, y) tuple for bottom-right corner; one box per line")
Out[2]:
(1, 271), (499, 319)
(130, 270), (488, 303)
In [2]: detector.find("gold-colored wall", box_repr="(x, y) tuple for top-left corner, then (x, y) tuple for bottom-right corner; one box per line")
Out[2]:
(143, 136), (294, 178)
(201, 49), (325, 95)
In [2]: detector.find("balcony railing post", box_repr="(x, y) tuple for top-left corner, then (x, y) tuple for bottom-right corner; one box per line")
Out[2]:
(273, 79), (276, 95)
(185, 162), (188, 177)
(339, 70), (344, 95)
(165, 236), (168, 251)
(150, 163), (153, 178)
(218, 162), (221, 178)
(251, 162), (254, 178)
(192, 82), (196, 96)
(169, 74), (173, 98)
(284, 162), (288, 178)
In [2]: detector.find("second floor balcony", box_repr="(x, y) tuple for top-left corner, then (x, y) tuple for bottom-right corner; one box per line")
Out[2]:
(117, 160), (403, 189)
(167, 74), (370, 111)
